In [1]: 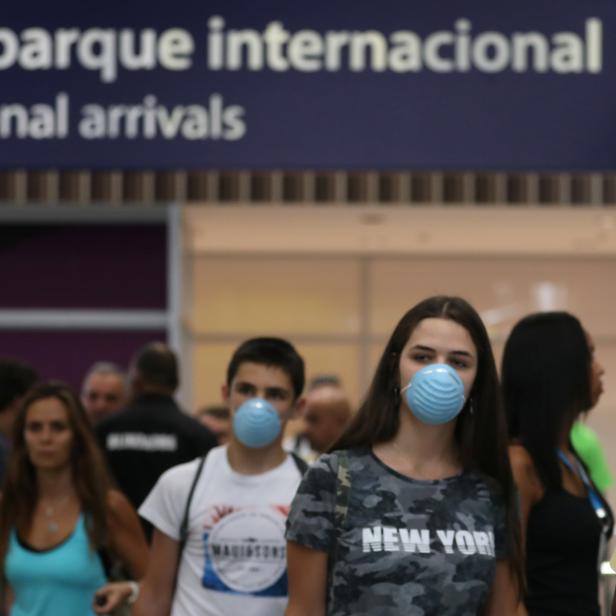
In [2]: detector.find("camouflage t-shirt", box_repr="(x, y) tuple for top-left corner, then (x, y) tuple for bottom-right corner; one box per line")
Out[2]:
(286, 448), (507, 616)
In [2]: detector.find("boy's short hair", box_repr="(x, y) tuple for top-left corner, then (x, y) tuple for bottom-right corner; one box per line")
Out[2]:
(226, 338), (305, 400)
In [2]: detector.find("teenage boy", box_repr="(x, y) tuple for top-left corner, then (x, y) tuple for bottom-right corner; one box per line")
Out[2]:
(134, 337), (306, 616)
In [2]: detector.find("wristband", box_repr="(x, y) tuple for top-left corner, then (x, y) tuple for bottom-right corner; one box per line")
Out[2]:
(127, 581), (140, 605)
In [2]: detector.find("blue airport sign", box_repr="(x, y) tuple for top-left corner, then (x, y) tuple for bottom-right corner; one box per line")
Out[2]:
(0, 1), (615, 170)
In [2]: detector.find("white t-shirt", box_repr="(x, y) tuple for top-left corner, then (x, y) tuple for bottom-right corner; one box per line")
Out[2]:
(139, 445), (303, 616)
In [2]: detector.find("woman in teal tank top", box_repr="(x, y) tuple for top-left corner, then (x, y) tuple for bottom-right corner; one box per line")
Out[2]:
(0, 382), (148, 615)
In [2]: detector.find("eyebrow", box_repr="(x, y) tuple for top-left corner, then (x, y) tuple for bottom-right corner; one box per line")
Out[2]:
(234, 382), (290, 395)
(411, 344), (475, 358)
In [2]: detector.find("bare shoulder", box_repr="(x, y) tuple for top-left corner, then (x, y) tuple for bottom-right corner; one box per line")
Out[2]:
(106, 489), (137, 522)
(106, 488), (132, 510)
(508, 444), (534, 472)
(508, 444), (543, 503)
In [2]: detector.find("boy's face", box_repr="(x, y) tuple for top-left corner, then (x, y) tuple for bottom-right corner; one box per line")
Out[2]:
(222, 361), (300, 427)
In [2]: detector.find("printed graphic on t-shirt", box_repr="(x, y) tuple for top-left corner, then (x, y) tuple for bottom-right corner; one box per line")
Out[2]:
(202, 504), (289, 597)
(361, 526), (495, 556)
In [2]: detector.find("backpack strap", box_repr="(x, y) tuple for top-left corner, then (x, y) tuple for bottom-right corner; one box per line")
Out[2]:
(334, 450), (351, 529)
(178, 454), (207, 555)
(331, 450), (351, 568)
(290, 452), (309, 476)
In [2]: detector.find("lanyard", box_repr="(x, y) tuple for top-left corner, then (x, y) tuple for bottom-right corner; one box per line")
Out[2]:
(557, 449), (607, 524)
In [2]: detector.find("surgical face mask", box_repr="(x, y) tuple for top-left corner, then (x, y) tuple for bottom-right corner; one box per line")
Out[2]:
(401, 363), (466, 425)
(233, 398), (281, 448)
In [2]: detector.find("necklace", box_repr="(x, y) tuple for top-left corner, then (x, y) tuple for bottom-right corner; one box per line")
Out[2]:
(42, 495), (70, 534)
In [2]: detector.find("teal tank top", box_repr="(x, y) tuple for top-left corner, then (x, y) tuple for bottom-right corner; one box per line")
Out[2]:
(5, 513), (107, 616)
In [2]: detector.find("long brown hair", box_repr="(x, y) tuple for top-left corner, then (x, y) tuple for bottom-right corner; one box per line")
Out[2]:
(0, 382), (113, 564)
(332, 296), (525, 595)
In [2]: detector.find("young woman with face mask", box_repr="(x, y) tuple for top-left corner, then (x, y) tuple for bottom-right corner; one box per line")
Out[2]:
(502, 312), (613, 616)
(285, 296), (525, 616)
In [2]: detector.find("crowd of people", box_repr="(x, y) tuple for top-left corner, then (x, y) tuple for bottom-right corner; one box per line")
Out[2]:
(0, 295), (614, 616)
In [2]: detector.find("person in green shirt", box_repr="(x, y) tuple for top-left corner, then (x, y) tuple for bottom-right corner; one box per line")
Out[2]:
(571, 421), (613, 493)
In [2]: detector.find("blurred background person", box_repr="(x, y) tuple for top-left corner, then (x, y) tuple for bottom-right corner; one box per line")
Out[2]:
(284, 375), (352, 463)
(302, 377), (352, 455)
(0, 382), (148, 616)
(0, 359), (38, 483)
(194, 404), (232, 444)
(80, 362), (128, 425)
(503, 312), (613, 616)
(571, 420), (614, 495)
(96, 342), (217, 534)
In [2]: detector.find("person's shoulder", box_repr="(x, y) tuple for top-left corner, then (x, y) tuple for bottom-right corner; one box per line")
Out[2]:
(95, 406), (138, 433)
(508, 443), (537, 476)
(507, 443), (543, 504)
(94, 408), (125, 431)
(105, 489), (137, 523)
(312, 448), (350, 472)
(301, 448), (367, 485)
(323, 447), (368, 463)
(164, 455), (209, 481)
(174, 409), (218, 443)
(571, 421), (600, 448)
(107, 487), (140, 509)
(464, 470), (504, 502)
(141, 456), (207, 498)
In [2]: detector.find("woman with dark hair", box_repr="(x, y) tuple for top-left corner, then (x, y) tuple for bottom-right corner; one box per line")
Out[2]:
(502, 312), (613, 616)
(0, 382), (148, 615)
(285, 296), (524, 616)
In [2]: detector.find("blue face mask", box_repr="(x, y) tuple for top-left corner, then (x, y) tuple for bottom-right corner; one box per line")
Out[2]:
(233, 398), (282, 448)
(401, 363), (466, 425)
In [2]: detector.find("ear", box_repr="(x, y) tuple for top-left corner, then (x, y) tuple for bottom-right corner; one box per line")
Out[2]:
(289, 396), (306, 421)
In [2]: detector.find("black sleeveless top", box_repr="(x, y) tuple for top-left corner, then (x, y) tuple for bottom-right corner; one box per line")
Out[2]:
(525, 486), (613, 616)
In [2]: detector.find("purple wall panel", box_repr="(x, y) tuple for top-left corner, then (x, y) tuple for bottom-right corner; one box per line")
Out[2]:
(1, 225), (167, 309)
(0, 330), (167, 392)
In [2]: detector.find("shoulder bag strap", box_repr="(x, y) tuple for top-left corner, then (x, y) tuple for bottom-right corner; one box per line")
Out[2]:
(178, 454), (207, 556)
(290, 452), (309, 476)
(332, 450), (351, 566)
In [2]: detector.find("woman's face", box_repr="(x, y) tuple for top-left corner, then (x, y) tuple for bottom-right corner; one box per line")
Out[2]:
(587, 332), (605, 408)
(24, 396), (74, 472)
(399, 317), (478, 399)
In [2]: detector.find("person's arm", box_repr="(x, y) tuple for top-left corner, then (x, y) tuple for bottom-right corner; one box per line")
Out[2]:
(508, 444), (543, 546)
(105, 489), (149, 579)
(132, 529), (180, 616)
(483, 560), (528, 616)
(92, 489), (149, 613)
(284, 541), (328, 616)
(284, 453), (338, 616)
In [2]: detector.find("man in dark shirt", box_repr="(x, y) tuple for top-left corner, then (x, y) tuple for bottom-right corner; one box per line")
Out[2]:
(96, 342), (217, 516)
